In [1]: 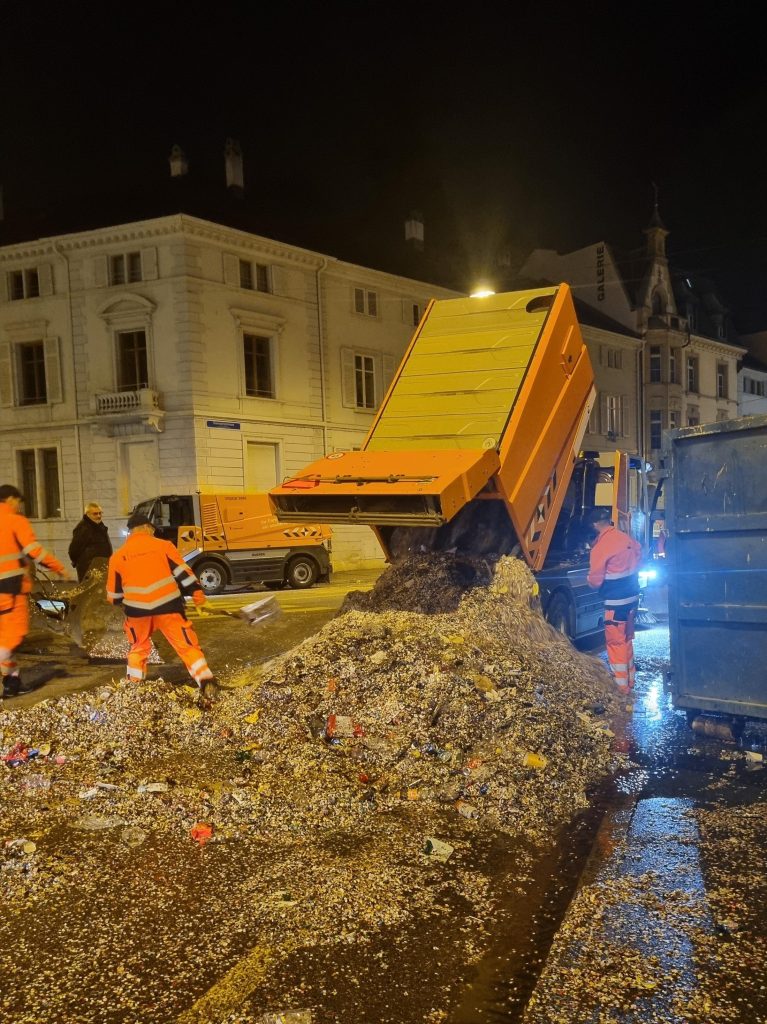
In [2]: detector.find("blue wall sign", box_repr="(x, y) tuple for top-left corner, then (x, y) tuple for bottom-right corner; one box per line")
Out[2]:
(207, 420), (241, 430)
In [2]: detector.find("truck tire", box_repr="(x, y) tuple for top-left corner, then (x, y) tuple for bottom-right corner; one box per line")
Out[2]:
(286, 555), (318, 590)
(546, 592), (573, 638)
(194, 559), (229, 596)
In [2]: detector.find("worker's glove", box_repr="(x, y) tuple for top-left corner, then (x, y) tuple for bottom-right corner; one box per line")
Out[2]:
(192, 590), (207, 607)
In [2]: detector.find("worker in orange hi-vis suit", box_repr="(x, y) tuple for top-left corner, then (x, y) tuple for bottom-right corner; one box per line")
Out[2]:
(0, 483), (70, 699)
(106, 511), (218, 701)
(586, 507), (642, 695)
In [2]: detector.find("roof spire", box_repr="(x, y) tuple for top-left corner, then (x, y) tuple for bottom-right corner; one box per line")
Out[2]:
(643, 182), (669, 257)
(646, 181), (667, 231)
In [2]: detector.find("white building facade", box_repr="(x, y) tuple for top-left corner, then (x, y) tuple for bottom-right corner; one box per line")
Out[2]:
(0, 215), (457, 569)
(738, 353), (767, 417)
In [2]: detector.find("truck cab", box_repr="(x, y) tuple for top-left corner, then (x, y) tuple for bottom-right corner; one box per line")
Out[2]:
(129, 492), (332, 595)
(538, 452), (650, 639)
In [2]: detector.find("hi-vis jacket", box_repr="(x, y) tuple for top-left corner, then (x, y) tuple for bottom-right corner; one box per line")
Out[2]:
(587, 525), (642, 609)
(107, 533), (203, 617)
(0, 503), (66, 595)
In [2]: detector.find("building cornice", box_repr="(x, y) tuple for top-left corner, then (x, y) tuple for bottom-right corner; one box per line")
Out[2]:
(582, 324), (642, 348)
(688, 334), (747, 358)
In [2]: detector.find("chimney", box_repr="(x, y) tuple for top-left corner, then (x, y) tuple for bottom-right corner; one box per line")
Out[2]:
(225, 138), (244, 192)
(404, 210), (424, 251)
(169, 145), (189, 177)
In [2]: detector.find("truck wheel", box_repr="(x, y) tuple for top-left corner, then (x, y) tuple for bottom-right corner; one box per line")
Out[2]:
(286, 556), (318, 590)
(195, 559), (228, 596)
(546, 592), (573, 638)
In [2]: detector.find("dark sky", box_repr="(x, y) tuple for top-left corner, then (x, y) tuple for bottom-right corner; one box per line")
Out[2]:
(2, 2), (766, 331)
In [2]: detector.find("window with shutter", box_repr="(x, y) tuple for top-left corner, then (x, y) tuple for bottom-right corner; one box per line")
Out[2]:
(687, 357), (699, 393)
(223, 253), (240, 286)
(37, 263), (54, 296)
(239, 260), (254, 289)
(15, 447), (61, 519)
(8, 271), (24, 300)
(354, 288), (365, 314)
(92, 256), (108, 288)
(255, 264), (270, 292)
(18, 450), (38, 517)
(44, 337), (63, 404)
(716, 363), (728, 399)
(0, 341), (14, 406)
(341, 348), (357, 408)
(140, 248), (158, 281)
(110, 255), (126, 286)
(382, 353), (396, 395)
(127, 253), (142, 282)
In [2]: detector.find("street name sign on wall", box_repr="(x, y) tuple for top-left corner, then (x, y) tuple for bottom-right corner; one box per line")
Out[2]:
(207, 420), (241, 430)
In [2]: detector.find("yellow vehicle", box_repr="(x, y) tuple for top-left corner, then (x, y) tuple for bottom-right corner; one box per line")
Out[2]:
(128, 492), (332, 595)
(270, 284), (648, 637)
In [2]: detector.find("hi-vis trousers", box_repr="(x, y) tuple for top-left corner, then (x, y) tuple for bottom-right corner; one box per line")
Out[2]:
(604, 605), (637, 690)
(123, 614), (213, 685)
(0, 593), (29, 679)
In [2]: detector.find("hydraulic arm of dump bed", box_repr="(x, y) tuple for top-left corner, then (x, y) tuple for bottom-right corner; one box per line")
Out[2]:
(270, 284), (596, 571)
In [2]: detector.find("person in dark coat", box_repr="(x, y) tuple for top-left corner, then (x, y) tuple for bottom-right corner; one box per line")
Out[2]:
(68, 503), (113, 582)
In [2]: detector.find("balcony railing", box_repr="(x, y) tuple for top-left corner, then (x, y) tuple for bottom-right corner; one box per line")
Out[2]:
(95, 388), (161, 415)
(92, 388), (164, 434)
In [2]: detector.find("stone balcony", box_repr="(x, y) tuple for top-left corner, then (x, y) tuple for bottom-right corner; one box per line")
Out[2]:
(92, 387), (165, 435)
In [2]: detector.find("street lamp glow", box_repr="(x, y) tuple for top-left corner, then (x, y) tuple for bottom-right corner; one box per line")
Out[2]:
(470, 288), (495, 298)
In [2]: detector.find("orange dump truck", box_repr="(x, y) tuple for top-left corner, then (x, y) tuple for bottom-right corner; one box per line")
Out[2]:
(128, 492), (332, 594)
(270, 284), (647, 638)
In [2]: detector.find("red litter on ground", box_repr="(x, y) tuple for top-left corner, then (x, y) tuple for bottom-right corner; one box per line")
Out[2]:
(190, 822), (213, 847)
(2, 743), (32, 766)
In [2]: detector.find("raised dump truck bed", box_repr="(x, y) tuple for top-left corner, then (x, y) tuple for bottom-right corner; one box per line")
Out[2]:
(271, 284), (595, 571)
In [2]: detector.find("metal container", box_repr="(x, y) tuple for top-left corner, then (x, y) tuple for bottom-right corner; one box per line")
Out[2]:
(666, 414), (767, 719)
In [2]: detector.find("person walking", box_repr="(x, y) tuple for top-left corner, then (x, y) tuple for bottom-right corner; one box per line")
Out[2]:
(586, 507), (642, 694)
(68, 502), (113, 582)
(0, 484), (70, 698)
(106, 511), (218, 700)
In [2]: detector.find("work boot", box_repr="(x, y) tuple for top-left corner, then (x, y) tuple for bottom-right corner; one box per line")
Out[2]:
(2, 674), (21, 699)
(198, 676), (220, 709)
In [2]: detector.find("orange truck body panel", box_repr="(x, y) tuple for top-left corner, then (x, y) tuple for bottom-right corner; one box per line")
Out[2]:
(175, 493), (331, 560)
(270, 285), (595, 571)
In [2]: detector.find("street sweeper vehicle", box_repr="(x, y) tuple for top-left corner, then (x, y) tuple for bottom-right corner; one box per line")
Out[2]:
(127, 492), (332, 595)
(268, 283), (649, 639)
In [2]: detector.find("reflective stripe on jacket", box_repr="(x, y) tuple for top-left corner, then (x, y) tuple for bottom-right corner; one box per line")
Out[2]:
(587, 525), (641, 607)
(106, 533), (203, 617)
(0, 503), (66, 595)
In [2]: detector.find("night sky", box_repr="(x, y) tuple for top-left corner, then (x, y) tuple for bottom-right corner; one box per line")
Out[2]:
(2, 3), (766, 332)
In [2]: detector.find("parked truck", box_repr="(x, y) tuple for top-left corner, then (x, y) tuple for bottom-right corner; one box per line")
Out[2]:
(663, 414), (767, 720)
(270, 284), (649, 639)
(128, 492), (332, 594)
